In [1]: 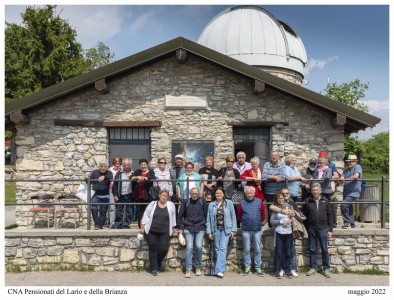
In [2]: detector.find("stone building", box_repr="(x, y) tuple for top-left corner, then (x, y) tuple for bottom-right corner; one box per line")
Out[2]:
(5, 6), (380, 227)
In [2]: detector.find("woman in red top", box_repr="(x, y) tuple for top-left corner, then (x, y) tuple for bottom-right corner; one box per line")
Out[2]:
(240, 156), (265, 201)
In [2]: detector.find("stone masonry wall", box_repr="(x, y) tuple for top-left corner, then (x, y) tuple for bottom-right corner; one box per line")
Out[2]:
(5, 228), (389, 273)
(13, 54), (344, 227)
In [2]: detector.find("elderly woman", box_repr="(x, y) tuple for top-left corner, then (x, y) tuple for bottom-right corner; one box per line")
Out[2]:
(206, 187), (237, 278)
(153, 157), (173, 198)
(239, 156), (265, 201)
(141, 190), (176, 276)
(217, 154), (241, 200)
(314, 156), (333, 199)
(176, 162), (204, 202)
(198, 156), (220, 202)
(285, 154), (306, 202)
(131, 158), (156, 229)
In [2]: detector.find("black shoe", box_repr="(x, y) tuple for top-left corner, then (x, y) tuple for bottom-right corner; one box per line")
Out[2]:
(284, 271), (293, 278)
(94, 226), (100, 230)
(342, 223), (351, 229)
(274, 270), (282, 279)
(151, 269), (158, 276)
(351, 224), (356, 228)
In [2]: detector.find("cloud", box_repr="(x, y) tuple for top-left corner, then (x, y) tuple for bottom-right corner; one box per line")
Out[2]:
(360, 99), (389, 114)
(129, 11), (156, 34)
(304, 56), (339, 75)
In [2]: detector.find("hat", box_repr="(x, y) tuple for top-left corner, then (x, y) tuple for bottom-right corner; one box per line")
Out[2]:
(309, 158), (318, 164)
(99, 160), (108, 166)
(175, 154), (184, 159)
(319, 151), (328, 157)
(346, 155), (358, 161)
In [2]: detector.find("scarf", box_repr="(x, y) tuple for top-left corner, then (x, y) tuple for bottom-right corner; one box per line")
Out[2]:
(317, 165), (328, 179)
(251, 168), (262, 191)
(112, 165), (122, 172)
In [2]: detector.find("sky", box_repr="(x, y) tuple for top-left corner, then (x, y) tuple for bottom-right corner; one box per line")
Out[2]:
(3, 1), (390, 141)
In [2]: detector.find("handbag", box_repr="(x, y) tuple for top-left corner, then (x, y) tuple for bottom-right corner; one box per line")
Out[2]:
(75, 183), (95, 202)
(231, 189), (245, 205)
(178, 233), (186, 246)
(149, 185), (161, 200)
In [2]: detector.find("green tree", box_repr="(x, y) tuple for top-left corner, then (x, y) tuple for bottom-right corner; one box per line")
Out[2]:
(361, 131), (389, 174)
(322, 79), (369, 112)
(85, 41), (115, 71)
(5, 5), (89, 102)
(344, 137), (363, 161)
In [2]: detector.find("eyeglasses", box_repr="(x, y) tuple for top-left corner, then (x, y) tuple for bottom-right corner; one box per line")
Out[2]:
(309, 163), (316, 166)
(227, 160), (234, 163)
(158, 162), (166, 164)
(282, 192), (289, 195)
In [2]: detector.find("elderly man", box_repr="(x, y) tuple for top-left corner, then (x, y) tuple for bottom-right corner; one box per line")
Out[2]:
(233, 151), (252, 188)
(302, 183), (333, 278)
(177, 187), (208, 278)
(170, 154), (186, 215)
(340, 155), (363, 229)
(237, 186), (266, 277)
(112, 158), (134, 229)
(263, 151), (287, 227)
(85, 160), (113, 230)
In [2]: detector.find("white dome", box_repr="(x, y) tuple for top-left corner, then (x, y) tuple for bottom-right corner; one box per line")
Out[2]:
(197, 6), (307, 77)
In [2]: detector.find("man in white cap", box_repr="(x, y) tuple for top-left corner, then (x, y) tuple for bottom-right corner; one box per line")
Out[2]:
(339, 155), (363, 229)
(84, 160), (113, 229)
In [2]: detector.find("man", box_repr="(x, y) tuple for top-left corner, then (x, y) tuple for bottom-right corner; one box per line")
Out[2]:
(263, 151), (287, 227)
(177, 187), (208, 278)
(302, 183), (333, 278)
(233, 151), (252, 189)
(170, 154), (186, 215)
(112, 158), (134, 229)
(237, 186), (266, 277)
(85, 160), (113, 230)
(301, 158), (318, 201)
(269, 188), (299, 277)
(340, 154), (363, 229)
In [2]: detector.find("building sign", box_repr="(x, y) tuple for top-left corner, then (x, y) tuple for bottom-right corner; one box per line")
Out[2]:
(165, 95), (207, 109)
(172, 140), (214, 171)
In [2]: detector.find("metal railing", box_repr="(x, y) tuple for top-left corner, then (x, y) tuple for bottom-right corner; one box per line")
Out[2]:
(5, 176), (389, 229)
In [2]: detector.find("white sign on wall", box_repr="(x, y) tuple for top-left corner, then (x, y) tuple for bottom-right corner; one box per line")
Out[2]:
(165, 95), (207, 109)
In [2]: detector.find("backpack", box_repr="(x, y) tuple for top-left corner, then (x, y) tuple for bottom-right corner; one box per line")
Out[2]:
(185, 197), (206, 219)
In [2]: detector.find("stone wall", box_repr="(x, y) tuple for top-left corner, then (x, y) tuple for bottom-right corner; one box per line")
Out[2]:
(13, 54), (345, 227)
(5, 228), (389, 273)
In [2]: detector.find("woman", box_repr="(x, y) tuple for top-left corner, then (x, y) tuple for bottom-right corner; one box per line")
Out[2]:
(141, 190), (176, 276)
(239, 156), (265, 200)
(206, 187), (237, 278)
(176, 162), (203, 202)
(217, 154), (241, 200)
(198, 156), (220, 202)
(285, 154), (306, 202)
(108, 155), (123, 229)
(153, 157), (173, 198)
(270, 191), (293, 279)
(314, 156), (333, 199)
(131, 158), (156, 228)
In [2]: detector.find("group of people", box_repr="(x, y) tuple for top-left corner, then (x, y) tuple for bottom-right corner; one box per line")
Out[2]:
(84, 150), (363, 278)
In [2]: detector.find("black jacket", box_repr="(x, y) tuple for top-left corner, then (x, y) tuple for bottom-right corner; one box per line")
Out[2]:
(87, 169), (113, 196)
(177, 197), (208, 233)
(132, 169), (156, 201)
(217, 167), (241, 190)
(302, 195), (333, 232)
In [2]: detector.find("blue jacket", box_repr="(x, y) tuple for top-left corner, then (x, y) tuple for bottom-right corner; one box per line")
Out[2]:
(206, 200), (237, 235)
(87, 169), (113, 196)
(239, 197), (264, 231)
(177, 197), (208, 233)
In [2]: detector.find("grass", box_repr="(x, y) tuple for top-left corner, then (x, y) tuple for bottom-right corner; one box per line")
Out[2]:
(342, 266), (388, 275)
(5, 182), (16, 204)
(363, 173), (389, 222)
(5, 224), (18, 230)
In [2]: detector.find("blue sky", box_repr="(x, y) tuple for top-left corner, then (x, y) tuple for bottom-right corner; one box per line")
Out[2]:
(3, 2), (390, 140)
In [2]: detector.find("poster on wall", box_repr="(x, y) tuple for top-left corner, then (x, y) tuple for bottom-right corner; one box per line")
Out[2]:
(172, 140), (214, 171)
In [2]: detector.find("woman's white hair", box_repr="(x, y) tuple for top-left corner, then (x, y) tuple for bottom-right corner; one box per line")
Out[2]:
(244, 186), (256, 193)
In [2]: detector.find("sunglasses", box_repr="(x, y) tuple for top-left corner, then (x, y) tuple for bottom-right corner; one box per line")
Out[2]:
(227, 160), (234, 163)
(158, 162), (166, 164)
(309, 163), (316, 166)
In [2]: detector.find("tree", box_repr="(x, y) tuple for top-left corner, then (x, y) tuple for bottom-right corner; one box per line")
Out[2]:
(85, 42), (115, 71)
(5, 5), (89, 102)
(361, 131), (389, 174)
(322, 79), (369, 112)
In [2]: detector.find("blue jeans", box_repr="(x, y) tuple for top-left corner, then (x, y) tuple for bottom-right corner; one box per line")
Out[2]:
(115, 193), (133, 229)
(91, 195), (109, 228)
(280, 238), (296, 270)
(184, 230), (205, 270)
(341, 196), (356, 225)
(213, 229), (230, 275)
(307, 228), (330, 270)
(241, 230), (262, 270)
(274, 232), (292, 272)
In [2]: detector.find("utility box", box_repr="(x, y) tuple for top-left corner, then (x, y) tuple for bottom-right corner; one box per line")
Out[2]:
(359, 185), (380, 223)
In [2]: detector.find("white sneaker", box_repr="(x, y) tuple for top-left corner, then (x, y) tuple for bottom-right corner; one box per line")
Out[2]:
(279, 269), (284, 277)
(217, 272), (224, 278)
(291, 270), (299, 277)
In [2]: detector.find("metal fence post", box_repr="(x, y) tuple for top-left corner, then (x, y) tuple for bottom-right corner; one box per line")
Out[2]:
(285, 177), (288, 189)
(381, 176), (386, 229)
(87, 178), (91, 230)
(186, 177), (190, 201)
